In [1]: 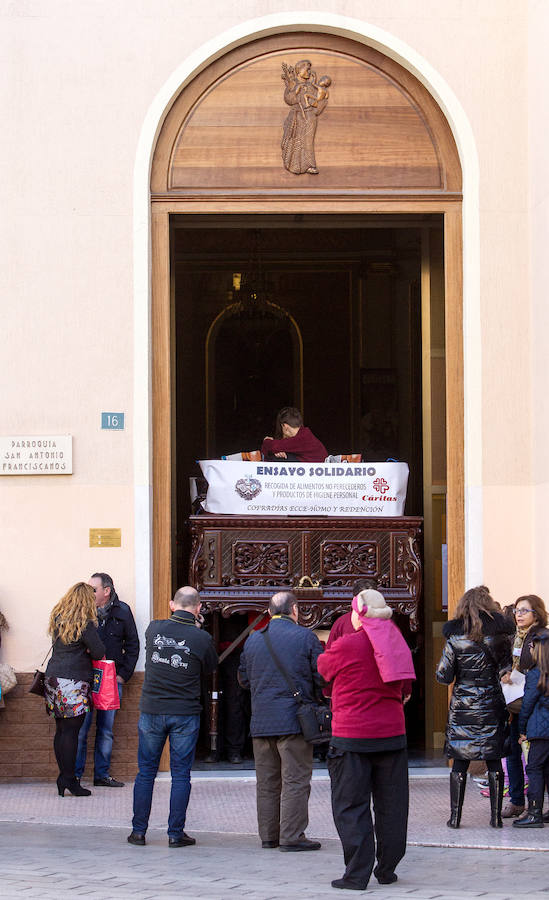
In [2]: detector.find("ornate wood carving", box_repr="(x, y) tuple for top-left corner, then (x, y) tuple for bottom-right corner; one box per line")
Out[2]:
(190, 515), (423, 631)
(154, 33), (461, 197)
(189, 521), (207, 587)
(297, 602), (348, 630)
(302, 530), (311, 575)
(321, 540), (378, 577)
(281, 60), (331, 175)
(205, 536), (215, 582)
(392, 532), (422, 631)
(233, 541), (290, 577)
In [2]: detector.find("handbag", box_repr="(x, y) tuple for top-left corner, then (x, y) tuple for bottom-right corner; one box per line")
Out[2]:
(92, 659), (120, 711)
(262, 629), (331, 744)
(28, 645), (54, 697)
(296, 701), (333, 744)
(507, 697), (523, 716)
(28, 669), (45, 696)
(0, 662), (17, 697)
(501, 669), (525, 715)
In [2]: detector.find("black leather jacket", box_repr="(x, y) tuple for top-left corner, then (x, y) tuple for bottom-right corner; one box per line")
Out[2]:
(96, 593), (139, 682)
(436, 611), (514, 760)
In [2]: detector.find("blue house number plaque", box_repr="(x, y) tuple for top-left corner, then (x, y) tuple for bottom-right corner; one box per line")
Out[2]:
(101, 413), (124, 430)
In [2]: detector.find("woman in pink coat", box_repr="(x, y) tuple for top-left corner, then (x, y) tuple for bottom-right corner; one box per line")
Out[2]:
(318, 590), (415, 891)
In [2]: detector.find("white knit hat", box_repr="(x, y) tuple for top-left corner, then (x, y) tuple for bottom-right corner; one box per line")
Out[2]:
(356, 589), (393, 619)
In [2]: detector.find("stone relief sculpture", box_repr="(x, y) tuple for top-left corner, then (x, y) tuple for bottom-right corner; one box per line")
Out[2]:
(281, 60), (331, 175)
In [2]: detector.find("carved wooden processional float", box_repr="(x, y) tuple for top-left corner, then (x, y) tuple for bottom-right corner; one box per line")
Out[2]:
(190, 463), (422, 756)
(190, 514), (422, 632)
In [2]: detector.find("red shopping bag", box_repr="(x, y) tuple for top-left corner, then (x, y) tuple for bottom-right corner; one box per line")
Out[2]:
(92, 659), (120, 710)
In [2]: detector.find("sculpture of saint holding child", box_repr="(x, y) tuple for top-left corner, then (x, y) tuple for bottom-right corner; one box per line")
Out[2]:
(281, 60), (331, 175)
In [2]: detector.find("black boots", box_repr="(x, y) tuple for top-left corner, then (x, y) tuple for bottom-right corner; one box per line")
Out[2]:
(447, 771), (466, 828)
(488, 771), (504, 828)
(57, 775), (91, 797)
(513, 798), (544, 828)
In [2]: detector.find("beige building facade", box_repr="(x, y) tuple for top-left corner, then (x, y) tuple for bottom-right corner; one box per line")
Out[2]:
(1, 2), (548, 760)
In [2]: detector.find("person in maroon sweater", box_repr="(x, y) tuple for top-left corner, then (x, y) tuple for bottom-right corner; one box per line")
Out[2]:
(261, 407), (326, 463)
(318, 590), (413, 892)
(326, 580), (376, 650)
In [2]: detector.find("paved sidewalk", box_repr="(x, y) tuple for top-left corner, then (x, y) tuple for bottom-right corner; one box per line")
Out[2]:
(1, 774), (549, 898)
(2, 772), (549, 851)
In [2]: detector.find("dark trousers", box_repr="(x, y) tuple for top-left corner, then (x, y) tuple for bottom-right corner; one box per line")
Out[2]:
(525, 739), (549, 805)
(328, 748), (408, 889)
(220, 651), (248, 756)
(53, 715), (85, 781)
(253, 734), (313, 844)
(506, 715), (525, 805)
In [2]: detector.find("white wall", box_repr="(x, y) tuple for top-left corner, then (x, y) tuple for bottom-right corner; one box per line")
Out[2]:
(0, 1), (538, 668)
(529, 0), (549, 602)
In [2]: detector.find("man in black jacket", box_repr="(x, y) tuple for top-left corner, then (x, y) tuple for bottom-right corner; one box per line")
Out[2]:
(238, 591), (323, 852)
(75, 573), (139, 787)
(128, 586), (217, 847)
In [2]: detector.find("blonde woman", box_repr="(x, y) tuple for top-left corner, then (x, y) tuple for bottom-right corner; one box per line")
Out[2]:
(44, 582), (105, 796)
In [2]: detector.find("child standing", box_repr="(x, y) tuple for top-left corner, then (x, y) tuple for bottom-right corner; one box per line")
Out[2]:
(514, 634), (549, 828)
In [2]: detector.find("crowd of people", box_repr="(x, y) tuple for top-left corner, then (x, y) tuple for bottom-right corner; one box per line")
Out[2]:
(41, 573), (139, 797)
(437, 587), (549, 831)
(32, 574), (549, 891)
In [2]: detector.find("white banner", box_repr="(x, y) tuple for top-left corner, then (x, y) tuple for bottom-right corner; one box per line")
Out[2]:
(199, 460), (409, 517)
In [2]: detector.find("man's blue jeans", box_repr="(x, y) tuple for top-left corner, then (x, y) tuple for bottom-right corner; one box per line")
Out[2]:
(132, 712), (200, 838)
(75, 682), (123, 779)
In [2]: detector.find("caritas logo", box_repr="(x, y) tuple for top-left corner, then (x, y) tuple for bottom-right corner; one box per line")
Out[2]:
(362, 477), (397, 503)
(372, 477), (390, 494)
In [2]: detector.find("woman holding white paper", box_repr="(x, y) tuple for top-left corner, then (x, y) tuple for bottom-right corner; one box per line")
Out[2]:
(501, 595), (549, 818)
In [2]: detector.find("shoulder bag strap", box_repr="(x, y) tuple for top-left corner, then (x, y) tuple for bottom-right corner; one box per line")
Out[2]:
(475, 640), (507, 702)
(39, 645), (54, 669)
(475, 638), (500, 672)
(262, 629), (303, 705)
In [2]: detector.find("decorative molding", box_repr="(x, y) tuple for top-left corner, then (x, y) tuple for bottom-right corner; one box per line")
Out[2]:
(192, 514), (422, 530)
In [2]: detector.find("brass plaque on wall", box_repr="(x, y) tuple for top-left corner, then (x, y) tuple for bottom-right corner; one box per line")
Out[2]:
(89, 528), (121, 548)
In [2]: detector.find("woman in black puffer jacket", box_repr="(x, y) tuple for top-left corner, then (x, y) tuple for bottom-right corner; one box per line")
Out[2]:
(436, 585), (514, 829)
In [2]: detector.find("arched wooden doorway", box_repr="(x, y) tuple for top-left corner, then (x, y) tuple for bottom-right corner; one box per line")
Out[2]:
(149, 31), (463, 747)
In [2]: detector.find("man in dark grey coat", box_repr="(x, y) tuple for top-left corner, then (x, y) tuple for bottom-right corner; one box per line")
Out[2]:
(238, 591), (323, 851)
